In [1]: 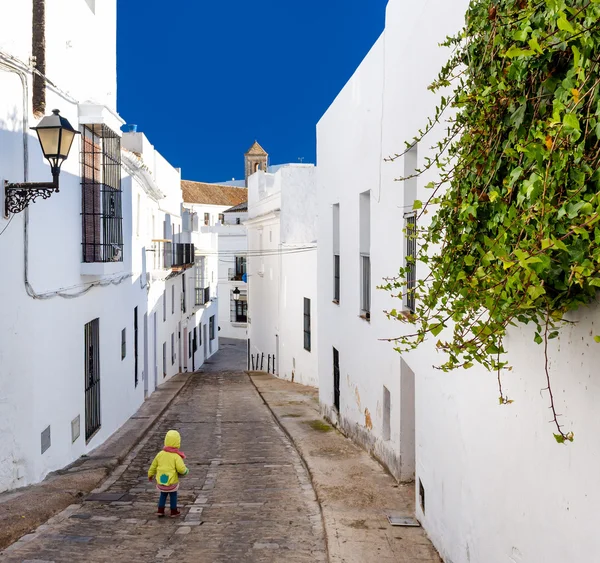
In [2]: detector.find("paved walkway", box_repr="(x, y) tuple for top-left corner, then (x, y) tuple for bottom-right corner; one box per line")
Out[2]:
(250, 373), (441, 563)
(1, 340), (326, 563)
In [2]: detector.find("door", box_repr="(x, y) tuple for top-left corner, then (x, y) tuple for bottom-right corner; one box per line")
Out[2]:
(134, 307), (139, 387)
(333, 347), (340, 412)
(153, 313), (158, 390)
(85, 318), (101, 442)
(203, 325), (208, 360)
(143, 313), (149, 397)
(183, 327), (188, 371)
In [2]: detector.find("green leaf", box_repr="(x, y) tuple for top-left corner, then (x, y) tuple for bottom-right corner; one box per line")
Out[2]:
(528, 285), (546, 300)
(554, 433), (566, 444)
(528, 37), (543, 54)
(557, 15), (575, 33)
(504, 45), (535, 58)
(430, 323), (444, 337)
(563, 113), (580, 131)
(594, 336), (600, 343)
(412, 200), (423, 210)
(464, 255), (475, 266)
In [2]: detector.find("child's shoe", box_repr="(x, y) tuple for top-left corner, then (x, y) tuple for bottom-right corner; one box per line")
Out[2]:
(170, 509), (181, 518)
(156, 507), (165, 517)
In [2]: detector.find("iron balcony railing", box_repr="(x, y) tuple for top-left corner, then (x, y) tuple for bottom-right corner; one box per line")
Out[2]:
(153, 241), (195, 270)
(195, 286), (211, 307)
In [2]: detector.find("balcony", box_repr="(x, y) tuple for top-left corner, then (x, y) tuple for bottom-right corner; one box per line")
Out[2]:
(195, 286), (211, 307)
(228, 269), (245, 282)
(152, 240), (173, 271)
(172, 243), (195, 270)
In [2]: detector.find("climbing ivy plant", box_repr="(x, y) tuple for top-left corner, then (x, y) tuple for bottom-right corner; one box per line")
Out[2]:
(384, 0), (600, 443)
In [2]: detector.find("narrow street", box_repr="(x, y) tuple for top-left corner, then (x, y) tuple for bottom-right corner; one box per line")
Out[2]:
(1, 341), (326, 563)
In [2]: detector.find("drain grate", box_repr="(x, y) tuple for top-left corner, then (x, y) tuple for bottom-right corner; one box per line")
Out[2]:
(387, 514), (421, 527)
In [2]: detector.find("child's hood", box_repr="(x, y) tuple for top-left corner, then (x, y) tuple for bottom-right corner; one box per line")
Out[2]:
(164, 430), (181, 449)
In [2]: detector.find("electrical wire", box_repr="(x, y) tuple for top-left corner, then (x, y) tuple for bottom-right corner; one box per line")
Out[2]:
(0, 213), (14, 238)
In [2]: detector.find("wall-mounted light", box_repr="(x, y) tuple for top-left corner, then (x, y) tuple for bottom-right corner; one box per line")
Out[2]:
(4, 109), (80, 217)
(233, 286), (241, 301)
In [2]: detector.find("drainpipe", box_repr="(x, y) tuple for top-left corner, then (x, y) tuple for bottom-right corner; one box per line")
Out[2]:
(32, 0), (46, 117)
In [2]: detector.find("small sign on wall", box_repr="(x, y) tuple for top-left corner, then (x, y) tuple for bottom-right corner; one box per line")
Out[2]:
(72, 415), (81, 443)
(41, 425), (51, 455)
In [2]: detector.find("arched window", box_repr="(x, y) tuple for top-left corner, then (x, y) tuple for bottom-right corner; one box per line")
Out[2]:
(254, 162), (260, 172)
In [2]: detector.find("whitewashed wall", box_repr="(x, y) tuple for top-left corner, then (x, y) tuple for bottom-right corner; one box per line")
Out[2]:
(247, 166), (318, 386)
(0, 0), (211, 493)
(317, 0), (600, 562)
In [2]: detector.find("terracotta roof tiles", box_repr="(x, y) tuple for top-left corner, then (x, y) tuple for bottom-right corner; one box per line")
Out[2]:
(181, 180), (248, 206)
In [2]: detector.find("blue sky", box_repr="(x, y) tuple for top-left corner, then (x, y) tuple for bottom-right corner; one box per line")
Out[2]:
(117, 0), (387, 183)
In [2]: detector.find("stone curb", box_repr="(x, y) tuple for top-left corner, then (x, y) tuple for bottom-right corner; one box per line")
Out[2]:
(247, 371), (332, 563)
(0, 372), (193, 551)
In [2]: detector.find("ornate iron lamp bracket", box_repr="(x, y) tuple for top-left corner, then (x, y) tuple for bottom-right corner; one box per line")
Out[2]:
(4, 173), (59, 217)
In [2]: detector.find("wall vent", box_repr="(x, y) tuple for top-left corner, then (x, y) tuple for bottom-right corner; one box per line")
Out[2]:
(41, 425), (51, 454)
(72, 415), (81, 443)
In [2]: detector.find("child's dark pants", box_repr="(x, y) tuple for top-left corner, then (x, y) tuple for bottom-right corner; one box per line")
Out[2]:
(158, 491), (177, 510)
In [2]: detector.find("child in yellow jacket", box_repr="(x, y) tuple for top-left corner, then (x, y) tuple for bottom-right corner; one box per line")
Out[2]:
(148, 430), (189, 517)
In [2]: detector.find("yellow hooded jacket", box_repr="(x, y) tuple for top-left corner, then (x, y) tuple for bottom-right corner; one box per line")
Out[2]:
(148, 430), (189, 491)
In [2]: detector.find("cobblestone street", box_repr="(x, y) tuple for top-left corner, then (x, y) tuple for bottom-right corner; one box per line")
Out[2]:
(1, 342), (326, 563)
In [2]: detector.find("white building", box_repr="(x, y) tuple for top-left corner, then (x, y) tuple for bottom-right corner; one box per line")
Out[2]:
(181, 180), (248, 341)
(246, 163), (318, 387)
(0, 0), (217, 493)
(317, 1), (600, 562)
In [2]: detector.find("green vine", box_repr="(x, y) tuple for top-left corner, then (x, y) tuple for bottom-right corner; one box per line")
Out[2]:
(383, 0), (600, 443)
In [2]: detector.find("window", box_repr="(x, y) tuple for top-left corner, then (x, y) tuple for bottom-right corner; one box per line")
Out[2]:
(361, 255), (371, 318)
(209, 316), (215, 340)
(236, 217), (241, 225)
(163, 342), (167, 377)
(333, 203), (340, 303)
(405, 214), (417, 313)
(204, 213), (210, 226)
(171, 333), (175, 365)
(303, 298), (311, 352)
(230, 256), (246, 281)
(334, 255), (340, 303)
(359, 191), (371, 320)
(230, 290), (248, 323)
(218, 213), (225, 224)
(81, 125), (123, 263)
(121, 328), (126, 360)
(254, 162), (260, 172)
(163, 290), (166, 322)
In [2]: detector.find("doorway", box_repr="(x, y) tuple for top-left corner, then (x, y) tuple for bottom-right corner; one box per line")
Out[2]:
(143, 312), (149, 398)
(333, 347), (340, 412)
(400, 358), (416, 481)
(84, 318), (101, 442)
(153, 313), (158, 390)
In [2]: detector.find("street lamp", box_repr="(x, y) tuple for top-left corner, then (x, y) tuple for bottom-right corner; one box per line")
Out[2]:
(4, 109), (80, 217)
(232, 287), (241, 301)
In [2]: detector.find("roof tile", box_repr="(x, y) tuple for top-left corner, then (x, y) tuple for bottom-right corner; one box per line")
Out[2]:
(181, 181), (248, 206)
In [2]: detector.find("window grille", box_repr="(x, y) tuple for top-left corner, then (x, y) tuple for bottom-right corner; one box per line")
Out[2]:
(334, 254), (340, 302)
(405, 213), (417, 313)
(361, 254), (371, 318)
(81, 125), (123, 263)
(304, 298), (311, 352)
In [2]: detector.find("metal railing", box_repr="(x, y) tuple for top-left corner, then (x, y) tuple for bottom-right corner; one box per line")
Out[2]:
(195, 286), (210, 307)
